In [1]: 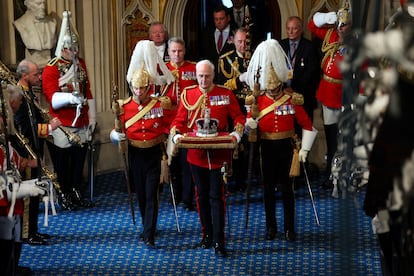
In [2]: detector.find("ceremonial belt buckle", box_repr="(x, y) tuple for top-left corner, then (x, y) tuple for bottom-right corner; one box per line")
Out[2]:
(129, 135), (165, 148)
(323, 74), (342, 84)
(260, 130), (295, 140)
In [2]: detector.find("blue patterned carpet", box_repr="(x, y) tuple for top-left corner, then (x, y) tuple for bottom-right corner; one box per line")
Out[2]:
(20, 171), (382, 275)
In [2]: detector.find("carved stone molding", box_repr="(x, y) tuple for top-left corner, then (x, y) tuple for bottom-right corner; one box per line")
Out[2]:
(123, 0), (155, 25)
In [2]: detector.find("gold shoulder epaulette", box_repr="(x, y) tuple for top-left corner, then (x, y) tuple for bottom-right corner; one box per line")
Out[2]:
(46, 57), (58, 66)
(186, 60), (196, 64)
(291, 92), (304, 105)
(219, 50), (235, 59)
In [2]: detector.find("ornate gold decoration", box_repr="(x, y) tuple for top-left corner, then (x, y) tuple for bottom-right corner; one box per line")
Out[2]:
(131, 64), (151, 88)
(266, 65), (282, 90)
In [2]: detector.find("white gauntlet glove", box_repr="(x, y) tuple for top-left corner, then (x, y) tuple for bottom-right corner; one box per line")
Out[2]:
(299, 127), (318, 162)
(298, 149), (309, 163)
(245, 118), (257, 130)
(110, 129), (126, 145)
(51, 92), (85, 109)
(7, 178), (46, 200)
(230, 131), (241, 143)
(172, 134), (183, 144)
(18, 179), (47, 198)
(313, 12), (338, 27)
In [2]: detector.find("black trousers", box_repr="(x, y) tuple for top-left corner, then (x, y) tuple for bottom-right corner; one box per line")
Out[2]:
(169, 148), (194, 205)
(46, 141), (88, 194)
(128, 145), (161, 241)
(261, 138), (295, 232)
(0, 240), (22, 276)
(28, 196), (39, 237)
(190, 165), (226, 244)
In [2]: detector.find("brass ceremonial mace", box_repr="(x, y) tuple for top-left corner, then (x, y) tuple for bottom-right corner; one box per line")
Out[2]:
(245, 67), (261, 228)
(112, 84), (136, 225)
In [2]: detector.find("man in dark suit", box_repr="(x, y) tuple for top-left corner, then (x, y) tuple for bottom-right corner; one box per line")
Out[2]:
(216, 27), (251, 192)
(280, 16), (321, 123)
(200, 5), (236, 76)
(148, 21), (170, 62)
(229, 0), (268, 50)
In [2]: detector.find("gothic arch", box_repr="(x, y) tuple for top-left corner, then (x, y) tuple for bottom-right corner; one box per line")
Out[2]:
(163, 0), (187, 38)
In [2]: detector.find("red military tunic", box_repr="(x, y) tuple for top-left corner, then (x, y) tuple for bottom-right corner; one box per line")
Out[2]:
(119, 96), (167, 146)
(172, 84), (245, 169)
(163, 61), (197, 130)
(308, 20), (344, 109)
(42, 56), (93, 128)
(250, 91), (313, 136)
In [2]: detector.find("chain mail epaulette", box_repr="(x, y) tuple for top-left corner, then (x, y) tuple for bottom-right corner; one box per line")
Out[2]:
(46, 57), (58, 66)
(151, 95), (172, 110)
(119, 96), (131, 106)
(284, 90), (304, 105)
(219, 50), (235, 59)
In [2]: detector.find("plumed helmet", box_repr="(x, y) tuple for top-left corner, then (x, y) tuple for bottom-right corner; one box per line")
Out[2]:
(130, 64), (152, 88)
(246, 39), (290, 91)
(337, 0), (352, 28)
(55, 11), (79, 58)
(126, 40), (174, 87)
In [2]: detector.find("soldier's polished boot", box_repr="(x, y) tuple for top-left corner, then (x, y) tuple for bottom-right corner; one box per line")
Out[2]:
(58, 193), (77, 211)
(70, 188), (94, 208)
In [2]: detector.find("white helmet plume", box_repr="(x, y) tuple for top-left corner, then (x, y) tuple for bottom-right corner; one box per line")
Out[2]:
(246, 39), (291, 91)
(126, 40), (174, 86)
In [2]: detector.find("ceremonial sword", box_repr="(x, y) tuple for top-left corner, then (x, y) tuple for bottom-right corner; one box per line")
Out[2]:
(302, 161), (320, 226)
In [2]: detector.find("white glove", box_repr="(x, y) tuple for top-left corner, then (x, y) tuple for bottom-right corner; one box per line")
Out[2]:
(372, 210), (390, 234)
(230, 131), (241, 143)
(14, 179), (46, 199)
(110, 129), (126, 145)
(239, 72), (247, 83)
(71, 93), (85, 105)
(299, 127), (318, 162)
(245, 118), (257, 130)
(87, 99), (97, 141)
(301, 127), (318, 151)
(51, 92), (85, 109)
(298, 149), (309, 162)
(313, 12), (337, 27)
(173, 134), (183, 144)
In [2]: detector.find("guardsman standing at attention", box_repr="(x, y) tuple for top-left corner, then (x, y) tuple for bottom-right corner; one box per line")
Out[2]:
(110, 40), (174, 249)
(245, 39), (317, 242)
(42, 11), (96, 210)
